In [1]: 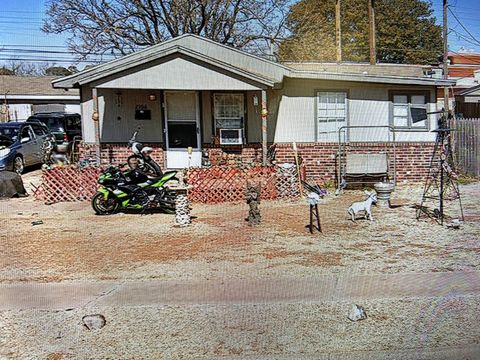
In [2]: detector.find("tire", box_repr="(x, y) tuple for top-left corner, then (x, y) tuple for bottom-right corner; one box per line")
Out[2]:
(91, 192), (119, 215)
(13, 156), (24, 174)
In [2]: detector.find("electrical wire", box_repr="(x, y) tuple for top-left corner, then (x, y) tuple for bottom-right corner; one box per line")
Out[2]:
(448, 7), (480, 47)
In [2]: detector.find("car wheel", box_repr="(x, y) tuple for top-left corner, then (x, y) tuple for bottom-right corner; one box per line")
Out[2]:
(13, 156), (24, 174)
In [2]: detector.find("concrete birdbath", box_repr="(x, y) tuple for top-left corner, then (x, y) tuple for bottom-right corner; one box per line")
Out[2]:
(374, 182), (395, 208)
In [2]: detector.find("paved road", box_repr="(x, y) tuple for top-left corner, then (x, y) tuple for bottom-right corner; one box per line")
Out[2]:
(1, 271), (479, 310)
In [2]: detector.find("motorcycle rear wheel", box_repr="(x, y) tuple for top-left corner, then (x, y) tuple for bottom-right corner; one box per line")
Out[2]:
(92, 192), (119, 215)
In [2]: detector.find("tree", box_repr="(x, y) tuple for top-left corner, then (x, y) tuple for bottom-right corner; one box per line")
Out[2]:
(7, 61), (51, 76)
(43, 0), (290, 58)
(279, 0), (443, 64)
(0, 67), (14, 75)
(45, 66), (73, 76)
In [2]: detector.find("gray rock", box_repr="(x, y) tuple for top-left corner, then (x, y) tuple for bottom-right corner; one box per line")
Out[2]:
(82, 314), (106, 330)
(347, 304), (367, 321)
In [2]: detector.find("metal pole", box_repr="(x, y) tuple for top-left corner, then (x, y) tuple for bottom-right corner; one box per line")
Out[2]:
(368, 0), (376, 65)
(443, 0), (449, 122)
(261, 90), (268, 165)
(336, 0), (342, 63)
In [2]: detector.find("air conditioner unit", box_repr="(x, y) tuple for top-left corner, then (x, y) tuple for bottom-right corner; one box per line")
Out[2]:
(219, 129), (243, 145)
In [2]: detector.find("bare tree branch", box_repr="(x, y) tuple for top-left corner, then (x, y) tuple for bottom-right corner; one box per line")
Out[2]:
(43, 0), (290, 59)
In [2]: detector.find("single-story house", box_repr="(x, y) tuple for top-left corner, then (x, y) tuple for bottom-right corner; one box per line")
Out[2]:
(0, 76), (80, 121)
(52, 34), (454, 182)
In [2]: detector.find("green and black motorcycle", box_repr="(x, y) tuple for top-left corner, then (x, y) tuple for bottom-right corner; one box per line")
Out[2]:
(91, 164), (178, 215)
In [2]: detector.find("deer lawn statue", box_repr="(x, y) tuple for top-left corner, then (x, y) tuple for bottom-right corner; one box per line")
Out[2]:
(347, 191), (377, 222)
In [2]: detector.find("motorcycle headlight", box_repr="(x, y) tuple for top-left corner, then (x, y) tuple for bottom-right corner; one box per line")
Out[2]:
(0, 148), (11, 159)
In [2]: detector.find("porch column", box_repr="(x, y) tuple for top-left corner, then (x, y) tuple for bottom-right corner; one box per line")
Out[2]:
(91, 87), (101, 161)
(261, 90), (268, 165)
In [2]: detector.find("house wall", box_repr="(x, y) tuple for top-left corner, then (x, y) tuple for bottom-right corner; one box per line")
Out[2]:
(81, 87), (164, 143)
(81, 86), (263, 145)
(271, 78), (437, 143)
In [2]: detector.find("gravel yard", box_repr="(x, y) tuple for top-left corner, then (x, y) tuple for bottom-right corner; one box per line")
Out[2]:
(0, 173), (478, 283)
(1, 170), (479, 359)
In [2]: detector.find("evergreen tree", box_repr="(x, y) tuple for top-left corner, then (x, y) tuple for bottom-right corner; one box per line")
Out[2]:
(279, 0), (442, 64)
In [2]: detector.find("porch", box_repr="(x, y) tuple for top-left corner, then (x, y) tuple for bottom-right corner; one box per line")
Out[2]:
(87, 88), (272, 169)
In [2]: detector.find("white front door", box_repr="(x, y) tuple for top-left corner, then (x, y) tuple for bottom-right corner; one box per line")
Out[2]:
(164, 91), (202, 169)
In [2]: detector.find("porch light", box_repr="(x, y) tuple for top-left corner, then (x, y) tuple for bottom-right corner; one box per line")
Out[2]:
(148, 94), (157, 101)
(253, 95), (259, 106)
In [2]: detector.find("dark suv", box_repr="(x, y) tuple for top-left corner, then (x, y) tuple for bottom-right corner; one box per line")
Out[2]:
(27, 112), (82, 154)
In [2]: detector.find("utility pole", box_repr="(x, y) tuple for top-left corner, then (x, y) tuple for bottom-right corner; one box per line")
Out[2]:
(443, 0), (450, 120)
(368, 0), (376, 65)
(336, 0), (342, 63)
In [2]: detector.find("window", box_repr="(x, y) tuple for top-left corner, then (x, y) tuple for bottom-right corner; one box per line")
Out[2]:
(391, 93), (428, 129)
(31, 124), (47, 136)
(316, 91), (347, 139)
(214, 94), (244, 130)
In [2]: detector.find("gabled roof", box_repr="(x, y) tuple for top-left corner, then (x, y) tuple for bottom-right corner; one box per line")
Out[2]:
(458, 84), (480, 96)
(0, 75), (78, 96)
(53, 34), (289, 88)
(53, 34), (455, 89)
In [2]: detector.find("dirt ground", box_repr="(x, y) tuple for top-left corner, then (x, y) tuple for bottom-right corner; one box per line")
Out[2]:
(1, 170), (478, 283)
(1, 170), (480, 359)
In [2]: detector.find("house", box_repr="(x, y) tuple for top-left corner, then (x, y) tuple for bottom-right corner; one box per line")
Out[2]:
(456, 85), (480, 118)
(432, 52), (480, 117)
(52, 34), (453, 182)
(0, 76), (80, 121)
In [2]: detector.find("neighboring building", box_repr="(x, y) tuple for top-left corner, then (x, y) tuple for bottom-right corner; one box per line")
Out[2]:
(0, 76), (80, 121)
(52, 35), (453, 182)
(433, 52), (480, 117)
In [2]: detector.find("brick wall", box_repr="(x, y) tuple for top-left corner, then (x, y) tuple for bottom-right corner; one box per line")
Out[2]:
(275, 142), (435, 183)
(78, 143), (165, 166)
(79, 142), (434, 183)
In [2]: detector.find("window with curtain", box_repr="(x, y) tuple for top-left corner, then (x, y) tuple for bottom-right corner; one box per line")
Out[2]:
(316, 91), (347, 139)
(392, 93), (428, 129)
(213, 93), (245, 130)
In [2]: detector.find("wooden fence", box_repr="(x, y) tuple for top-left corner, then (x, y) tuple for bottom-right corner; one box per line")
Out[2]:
(455, 118), (480, 177)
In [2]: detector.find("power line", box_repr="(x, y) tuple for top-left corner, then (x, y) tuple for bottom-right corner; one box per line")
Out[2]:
(448, 7), (480, 47)
(0, 57), (105, 64)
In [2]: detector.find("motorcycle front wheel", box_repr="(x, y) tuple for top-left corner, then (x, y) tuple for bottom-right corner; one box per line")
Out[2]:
(91, 192), (119, 215)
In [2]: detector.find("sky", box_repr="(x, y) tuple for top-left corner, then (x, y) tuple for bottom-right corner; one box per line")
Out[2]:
(0, 0), (479, 70)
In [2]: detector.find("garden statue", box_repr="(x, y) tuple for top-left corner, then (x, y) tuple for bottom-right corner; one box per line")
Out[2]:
(347, 191), (377, 221)
(246, 182), (261, 226)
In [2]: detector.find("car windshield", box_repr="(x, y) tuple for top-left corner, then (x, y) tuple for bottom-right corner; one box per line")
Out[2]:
(0, 127), (19, 141)
(32, 117), (64, 131)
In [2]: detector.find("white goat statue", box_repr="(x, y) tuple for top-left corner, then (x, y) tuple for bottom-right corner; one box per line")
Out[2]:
(347, 191), (377, 221)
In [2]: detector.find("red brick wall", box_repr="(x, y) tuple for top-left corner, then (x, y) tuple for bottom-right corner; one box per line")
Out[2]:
(78, 143), (165, 166)
(275, 142), (435, 183)
(79, 142), (434, 183)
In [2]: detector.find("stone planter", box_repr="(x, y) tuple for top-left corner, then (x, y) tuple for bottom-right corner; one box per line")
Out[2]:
(374, 182), (395, 208)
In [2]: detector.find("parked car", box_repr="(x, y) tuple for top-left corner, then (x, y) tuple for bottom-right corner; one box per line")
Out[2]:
(0, 122), (53, 174)
(27, 112), (82, 154)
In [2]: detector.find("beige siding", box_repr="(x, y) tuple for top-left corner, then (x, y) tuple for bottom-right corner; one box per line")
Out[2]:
(82, 88), (164, 143)
(80, 86), (95, 143)
(92, 56), (263, 91)
(247, 90), (262, 143)
(272, 78), (437, 143)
